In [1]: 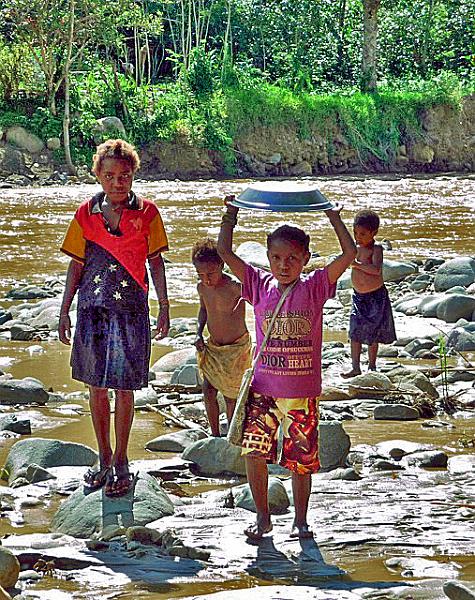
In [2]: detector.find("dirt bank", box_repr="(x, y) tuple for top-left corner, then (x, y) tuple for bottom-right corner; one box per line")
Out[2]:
(0, 96), (474, 185)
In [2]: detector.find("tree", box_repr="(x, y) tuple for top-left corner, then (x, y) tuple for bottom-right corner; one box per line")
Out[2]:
(361, 0), (381, 92)
(3, 0), (161, 172)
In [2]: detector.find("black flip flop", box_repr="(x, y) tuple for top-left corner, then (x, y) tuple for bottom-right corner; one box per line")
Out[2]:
(104, 465), (135, 498)
(84, 465), (111, 491)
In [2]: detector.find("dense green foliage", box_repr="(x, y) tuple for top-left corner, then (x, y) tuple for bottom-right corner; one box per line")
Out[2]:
(0, 0), (473, 172)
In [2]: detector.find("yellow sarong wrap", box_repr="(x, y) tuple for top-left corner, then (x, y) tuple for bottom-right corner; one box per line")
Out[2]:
(197, 332), (252, 399)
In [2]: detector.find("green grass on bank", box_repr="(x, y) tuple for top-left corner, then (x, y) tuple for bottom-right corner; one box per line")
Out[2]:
(0, 71), (472, 174)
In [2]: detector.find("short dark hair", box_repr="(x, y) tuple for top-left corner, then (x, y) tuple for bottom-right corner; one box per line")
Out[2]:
(267, 225), (310, 253)
(353, 209), (380, 231)
(92, 139), (140, 175)
(192, 238), (223, 265)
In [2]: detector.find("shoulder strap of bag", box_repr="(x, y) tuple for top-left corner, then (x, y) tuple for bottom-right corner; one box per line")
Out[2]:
(252, 279), (297, 369)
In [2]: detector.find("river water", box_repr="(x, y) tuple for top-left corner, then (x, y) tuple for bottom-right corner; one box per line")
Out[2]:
(0, 174), (474, 597)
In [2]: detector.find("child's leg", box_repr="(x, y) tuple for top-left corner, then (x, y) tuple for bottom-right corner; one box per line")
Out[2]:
(202, 377), (220, 436)
(223, 395), (236, 426)
(342, 339), (362, 378)
(105, 390), (135, 497)
(290, 472), (313, 538)
(368, 342), (378, 371)
(89, 386), (113, 466)
(244, 456), (272, 538)
(113, 390), (134, 466)
(84, 386), (113, 488)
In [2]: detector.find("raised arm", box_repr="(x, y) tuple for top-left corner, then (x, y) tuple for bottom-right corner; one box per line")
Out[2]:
(216, 198), (248, 283)
(59, 259), (84, 345)
(148, 253), (170, 339)
(324, 204), (357, 284)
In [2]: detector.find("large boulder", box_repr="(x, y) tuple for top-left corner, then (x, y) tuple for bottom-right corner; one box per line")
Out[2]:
(182, 437), (246, 476)
(382, 259), (418, 282)
(447, 326), (475, 351)
(2, 438), (97, 483)
(92, 116), (126, 143)
(51, 472), (174, 538)
(182, 421), (350, 475)
(419, 294), (446, 318)
(391, 369), (438, 399)
(5, 126), (44, 153)
(0, 547), (20, 588)
(348, 372), (393, 398)
(436, 294), (475, 323)
(0, 378), (49, 406)
(393, 296), (423, 315)
(434, 257), (475, 292)
(151, 348), (196, 373)
(0, 145), (27, 175)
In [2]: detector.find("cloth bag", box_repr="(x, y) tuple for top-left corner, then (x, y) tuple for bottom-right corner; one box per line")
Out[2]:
(227, 281), (296, 447)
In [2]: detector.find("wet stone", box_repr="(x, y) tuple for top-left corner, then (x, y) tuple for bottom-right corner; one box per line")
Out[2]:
(374, 404), (420, 421)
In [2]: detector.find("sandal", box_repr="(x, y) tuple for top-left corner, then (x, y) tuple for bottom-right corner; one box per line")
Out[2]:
(84, 464), (111, 492)
(105, 463), (135, 498)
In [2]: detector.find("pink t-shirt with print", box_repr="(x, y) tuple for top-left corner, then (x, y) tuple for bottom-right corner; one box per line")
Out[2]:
(242, 264), (336, 398)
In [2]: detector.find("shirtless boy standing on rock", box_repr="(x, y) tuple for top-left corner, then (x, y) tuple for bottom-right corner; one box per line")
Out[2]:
(342, 209), (396, 377)
(192, 238), (252, 436)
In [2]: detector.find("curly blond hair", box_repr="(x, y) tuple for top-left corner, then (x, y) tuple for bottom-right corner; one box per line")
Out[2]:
(92, 139), (140, 175)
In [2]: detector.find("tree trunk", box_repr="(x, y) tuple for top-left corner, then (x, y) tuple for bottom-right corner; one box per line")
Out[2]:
(360, 0), (381, 92)
(420, 0), (434, 76)
(63, 70), (76, 175)
(63, 0), (76, 175)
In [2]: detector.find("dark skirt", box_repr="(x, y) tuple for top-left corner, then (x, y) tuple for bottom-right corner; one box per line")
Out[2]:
(71, 306), (151, 390)
(349, 285), (396, 345)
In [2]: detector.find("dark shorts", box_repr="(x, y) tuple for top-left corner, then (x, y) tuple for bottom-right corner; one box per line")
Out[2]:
(71, 306), (150, 390)
(241, 391), (320, 475)
(349, 285), (396, 345)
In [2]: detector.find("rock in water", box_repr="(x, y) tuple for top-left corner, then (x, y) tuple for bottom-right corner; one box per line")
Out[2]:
(3, 438), (97, 484)
(443, 580), (475, 600)
(0, 378), (49, 405)
(0, 547), (20, 588)
(51, 472), (174, 538)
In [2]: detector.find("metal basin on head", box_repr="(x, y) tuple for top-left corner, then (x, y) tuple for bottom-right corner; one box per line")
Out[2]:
(228, 181), (334, 212)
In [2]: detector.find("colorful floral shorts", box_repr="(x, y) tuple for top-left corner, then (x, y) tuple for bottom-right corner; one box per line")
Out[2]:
(241, 391), (320, 475)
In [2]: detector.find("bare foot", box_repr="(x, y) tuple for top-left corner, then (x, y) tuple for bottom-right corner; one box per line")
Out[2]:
(368, 365), (377, 372)
(341, 368), (361, 379)
(289, 523), (314, 539)
(244, 519), (273, 540)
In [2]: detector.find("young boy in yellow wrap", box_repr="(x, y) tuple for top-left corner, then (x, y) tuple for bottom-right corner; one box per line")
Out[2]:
(192, 238), (252, 436)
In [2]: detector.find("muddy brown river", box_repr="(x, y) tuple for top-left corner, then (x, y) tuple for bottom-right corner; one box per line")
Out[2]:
(0, 174), (474, 599)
